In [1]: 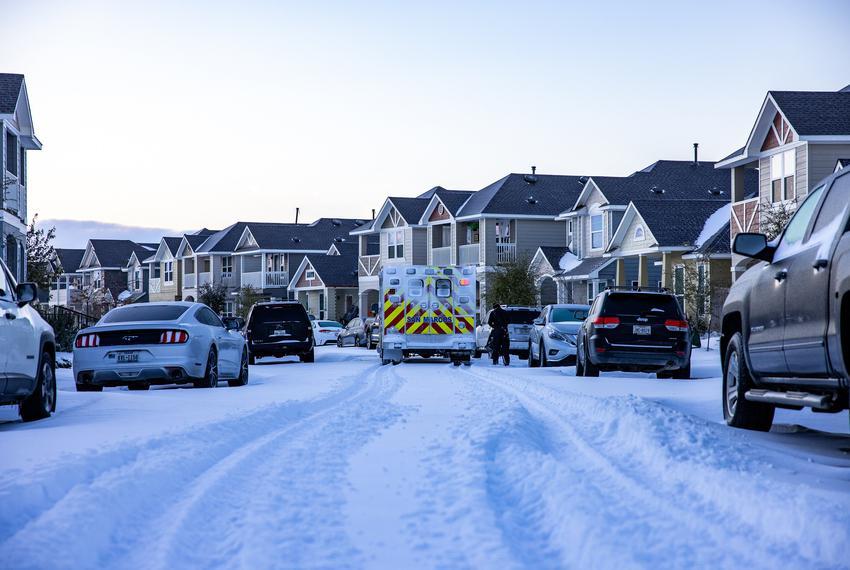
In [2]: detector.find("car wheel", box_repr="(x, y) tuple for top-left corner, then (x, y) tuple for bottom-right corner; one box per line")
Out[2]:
(76, 383), (103, 392)
(229, 350), (250, 387)
(127, 383), (150, 391)
(354, 336), (361, 348)
(194, 348), (219, 388)
(20, 351), (56, 422)
(248, 351), (257, 365)
(300, 347), (315, 363)
(540, 342), (549, 367)
(528, 341), (539, 368)
(575, 344), (585, 376)
(337, 338), (343, 348)
(671, 362), (691, 379)
(582, 343), (599, 377)
(723, 333), (774, 431)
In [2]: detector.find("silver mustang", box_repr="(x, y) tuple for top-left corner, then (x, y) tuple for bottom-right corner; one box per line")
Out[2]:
(73, 302), (248, 391)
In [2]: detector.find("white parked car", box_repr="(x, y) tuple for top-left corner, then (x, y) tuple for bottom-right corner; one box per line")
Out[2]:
(313, 320), (343, 345)
(475, 306), (540, 360)
(73, 302), (248, 391)
(528, 303), (590, 367)
(0, 258), (56, 421)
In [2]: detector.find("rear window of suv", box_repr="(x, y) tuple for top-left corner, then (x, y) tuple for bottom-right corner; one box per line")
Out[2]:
(506, 309), (540, 324)
(102, 305), (190, 323)
(602, 294), (681, 318)
(250, 304), (308, 324)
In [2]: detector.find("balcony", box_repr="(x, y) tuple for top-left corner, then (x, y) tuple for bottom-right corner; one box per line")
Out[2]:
(431, 246), (451, 265)
(242, 270), (288, 289)
(496, 242), (516, 263)
(358, 254), (381, 277)
(184, 273), (196, 288)
(459, 243), (479, 265)
(1, 178), (24, 221)
(149, 278), (161, 294)
(198, 272), (212, 287)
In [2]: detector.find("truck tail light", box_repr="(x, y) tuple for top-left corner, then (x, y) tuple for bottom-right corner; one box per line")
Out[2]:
(665, 319), (689, 332)
(593, 316), (620, 329)
(160, 330), (189, 344)
(75, 333), (100, 348)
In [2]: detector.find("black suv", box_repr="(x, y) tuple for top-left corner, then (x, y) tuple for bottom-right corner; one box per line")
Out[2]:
(576, 288), (691, 378)
(721, 168), (850, 431)
(245, 302), (314, 364)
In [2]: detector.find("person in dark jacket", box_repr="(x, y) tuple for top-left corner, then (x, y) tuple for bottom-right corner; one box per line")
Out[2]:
(487, 303), (510, 366)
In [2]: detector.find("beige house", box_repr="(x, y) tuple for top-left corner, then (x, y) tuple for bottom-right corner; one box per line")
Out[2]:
(146, 237), (184, 302)
(288, 242), (359, 321)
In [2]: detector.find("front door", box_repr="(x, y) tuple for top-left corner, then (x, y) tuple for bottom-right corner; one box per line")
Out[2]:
(782, 184), (844, 375)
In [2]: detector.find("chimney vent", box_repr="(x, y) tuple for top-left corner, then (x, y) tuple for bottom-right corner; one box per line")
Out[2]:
(295, 207), (300, 224)
(371, 208), (376, 220)
(693, 143), (699, 166)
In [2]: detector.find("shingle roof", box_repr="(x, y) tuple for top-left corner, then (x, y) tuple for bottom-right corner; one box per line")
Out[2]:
(590, 161), (755, 206)
(459, 173), (589, 217)
(558, 257), (614, 279)
(163, 237), (183, 254)
(692, 221), (731, 256)
(537, 246), (570, 270)
(770, 90), (850, 136)
(387, 197), (430, 225)
(54, 248), (85, 274)
(201, 218), (365, 253)
(88, 240), (154, 269)
(629, 199), (729, 248)
(303, 248), (359, 288)
(0, 73), (24, 114)
(183, 234), (210, 250)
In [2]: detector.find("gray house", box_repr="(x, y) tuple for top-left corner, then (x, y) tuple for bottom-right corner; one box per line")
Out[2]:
(1, 73), (42, 282)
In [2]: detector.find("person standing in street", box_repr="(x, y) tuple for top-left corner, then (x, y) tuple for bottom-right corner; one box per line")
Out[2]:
(488, 303), (510, 366)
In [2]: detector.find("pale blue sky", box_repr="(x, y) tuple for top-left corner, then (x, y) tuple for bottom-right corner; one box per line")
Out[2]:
(2, 0), (848, 232)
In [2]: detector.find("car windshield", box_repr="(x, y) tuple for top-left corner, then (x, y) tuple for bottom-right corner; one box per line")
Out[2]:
(318, 321), (342, 328)
(506, 309), (540, 325)
(550, 307), (588, 322)
(101, 305), (190, 323)
(603, 294), (681, 318)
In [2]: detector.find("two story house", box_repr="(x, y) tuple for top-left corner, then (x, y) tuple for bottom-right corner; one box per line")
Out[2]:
(555, 159), (754, 305)
(1, 73), (42, 281)
(48, 248), (85, 309)
(77, 239), (155, 316)
(288, 241), (359, 321)
(123, 250), (151, 304)
(716, 85), (850, 280)
(146, 231), (218, 302)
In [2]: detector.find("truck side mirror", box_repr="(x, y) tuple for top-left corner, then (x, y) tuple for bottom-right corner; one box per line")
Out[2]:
(15, 283), (37, 307)
(733, 233), (774, 262)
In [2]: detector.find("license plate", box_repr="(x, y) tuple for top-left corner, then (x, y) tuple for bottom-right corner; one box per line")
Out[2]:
(117, 352), (139, 363)
(633, 325), (651, 336)
(271, 329), (289, 337)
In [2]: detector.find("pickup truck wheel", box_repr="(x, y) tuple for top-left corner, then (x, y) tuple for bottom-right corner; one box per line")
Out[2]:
(299, 348), (315, 363)
(20, 352), (56, 422)
(723, 332), (774, 431)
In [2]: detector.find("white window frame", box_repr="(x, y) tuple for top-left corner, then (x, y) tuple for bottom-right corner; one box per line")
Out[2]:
(770, 149), (796, 202)
(164, 261), (174, 283)
(590, 214), (604, 250)
(388, 230), (404, 259)
(221, 255), (233, 276)
(633, 225), (645, 241)
(306, 269), (316, 281)
(223, 301), (234, 317)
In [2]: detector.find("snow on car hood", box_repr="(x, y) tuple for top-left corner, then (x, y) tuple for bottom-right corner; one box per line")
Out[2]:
(550, 322), (581, 334)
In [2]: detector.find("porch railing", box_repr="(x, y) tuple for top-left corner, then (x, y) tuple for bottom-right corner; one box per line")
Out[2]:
(496, 242), (516, 263)
(431, 246), (452, 265)
(459, 243), (479, 265)
(183, 273), (196, 288)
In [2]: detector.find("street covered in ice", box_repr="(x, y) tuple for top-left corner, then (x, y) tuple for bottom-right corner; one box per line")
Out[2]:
(2, 346), (849, 570)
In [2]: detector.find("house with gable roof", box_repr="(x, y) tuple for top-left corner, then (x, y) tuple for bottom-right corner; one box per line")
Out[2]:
(716, 84), (850, 279)
(288, 241), (359, 320)
(1, 73), (42, 281)
(77, 239), (155, 316)
(48, 248), (85, 309)
(145, 235), (192, 302)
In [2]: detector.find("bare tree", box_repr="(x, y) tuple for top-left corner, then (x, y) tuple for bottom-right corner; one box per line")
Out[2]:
(760, 198), (797, 240)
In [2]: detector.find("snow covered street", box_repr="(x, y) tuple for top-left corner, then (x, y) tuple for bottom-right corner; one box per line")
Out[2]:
(2, 347), (849, 569)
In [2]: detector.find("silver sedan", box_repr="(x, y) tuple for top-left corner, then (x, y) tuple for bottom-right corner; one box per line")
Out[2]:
(72, 302), (248, 391)
(528, 304), (590, 367)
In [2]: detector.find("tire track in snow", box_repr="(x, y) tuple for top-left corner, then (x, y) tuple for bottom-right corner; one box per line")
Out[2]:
(464, 365), (850, 568)
(120, 363), (406, 570)
(0, 365), (389, 570)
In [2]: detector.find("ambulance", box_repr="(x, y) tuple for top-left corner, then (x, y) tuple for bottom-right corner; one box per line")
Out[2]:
(378, 265), (477, 366)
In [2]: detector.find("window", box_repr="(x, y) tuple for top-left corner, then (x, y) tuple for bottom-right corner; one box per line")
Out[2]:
(631, 280), (639, 289)
(587, 281), (594, 302)
(696, 264), (707, 316)
(5, 131), (17, 176)
(388, 230), (403, 259)
(134, 269), (141, 290)
(153, 264), (161, 279)
(591, 214), (604, 249)
(780, 185), (825, 247)
(633, 225), (645, 241)
(223, 301), (234, 317)
(319, 292), (325, 319)
(0, 259), (12, 301)
(102, 304), (190, 323)
(770, 149), (796, 202)
(408, 278), (424, 297)
(221, 256), (233, 276)
(164, 261), (174, 283)
(306, 269), (316, 281)
(550, 307), (588, 322)
(435, 279), (452, 298)
(197, 306), (225, 327)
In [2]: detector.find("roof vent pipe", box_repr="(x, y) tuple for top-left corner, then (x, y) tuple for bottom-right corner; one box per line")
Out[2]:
(693, 143), (699, 166)
(371, 208), (376, 220)
(295, 207), (300, 224)
(532, 165), (536, 175)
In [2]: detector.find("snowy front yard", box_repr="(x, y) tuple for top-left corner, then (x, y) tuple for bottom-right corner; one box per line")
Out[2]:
(1, 346), (849, 569)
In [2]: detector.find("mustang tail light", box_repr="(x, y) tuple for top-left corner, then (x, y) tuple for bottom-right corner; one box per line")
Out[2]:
(593, 316), (620, 329)
(75, 333), (101, 348)
(665, 319), (689, 332)
(318, 329), (336, 333)
(160, 330), (189, 344)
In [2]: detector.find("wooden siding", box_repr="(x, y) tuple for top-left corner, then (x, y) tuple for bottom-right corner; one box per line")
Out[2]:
(617, 211), (657, 254)
(515, 220), (564, 259)
(808, 143), (850, 189)
(411, 227), (427, 264)
(730, 197), (760, 242)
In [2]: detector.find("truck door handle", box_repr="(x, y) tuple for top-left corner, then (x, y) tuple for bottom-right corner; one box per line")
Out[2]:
(812, 258), (828, 270)
(774, 270), (788, 282)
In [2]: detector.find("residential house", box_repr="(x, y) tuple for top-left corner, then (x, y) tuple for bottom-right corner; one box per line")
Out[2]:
(1, 73), (42, 281)
(180, 219), (364, 316)
(529, 246), (570, 306)
(48, 248), (85, 309)
(351, 188), (440, 318)
(77, 239), (155, 316)
(555, 159), (752, 304)
(122, 250), (150, 304)
(146, 235), (201, 302)
(288, 241), (359, 320)
(715, 85), (850, 280)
